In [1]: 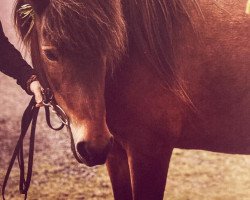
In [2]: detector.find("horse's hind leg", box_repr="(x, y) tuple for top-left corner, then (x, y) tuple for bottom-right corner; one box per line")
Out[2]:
(106, 141), (133, 200)
(128, 144), (173, 200)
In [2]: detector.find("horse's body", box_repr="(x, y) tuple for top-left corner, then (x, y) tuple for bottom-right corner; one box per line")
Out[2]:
(174, 1), (250, 154)
(14, 0), (250, 199)
(106, 1), (250, 199)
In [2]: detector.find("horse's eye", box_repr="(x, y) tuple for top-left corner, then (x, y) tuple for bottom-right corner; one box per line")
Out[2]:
(44, 49), (59, 62)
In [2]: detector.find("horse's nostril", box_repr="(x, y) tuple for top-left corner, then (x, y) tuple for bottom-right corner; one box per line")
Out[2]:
(76, 138), (113, 165)
(76, 141), (88, 158)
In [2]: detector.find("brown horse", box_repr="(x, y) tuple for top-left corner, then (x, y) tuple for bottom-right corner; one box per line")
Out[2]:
(14, 0), (250, 199)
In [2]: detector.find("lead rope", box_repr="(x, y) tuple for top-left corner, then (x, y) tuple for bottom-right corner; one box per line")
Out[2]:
(2, 97), (38, 200)
(2, 91), (67, 200)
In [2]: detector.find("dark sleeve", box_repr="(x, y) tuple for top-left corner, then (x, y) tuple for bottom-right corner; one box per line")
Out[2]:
(0, 21), (35, 94)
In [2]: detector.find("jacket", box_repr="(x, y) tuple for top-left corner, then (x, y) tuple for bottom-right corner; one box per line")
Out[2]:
(0, 21), (34, 93)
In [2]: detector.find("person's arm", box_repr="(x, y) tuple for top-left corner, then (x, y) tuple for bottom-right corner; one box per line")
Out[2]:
(0, 21), (34, 93)
(0, 22), (43, 105)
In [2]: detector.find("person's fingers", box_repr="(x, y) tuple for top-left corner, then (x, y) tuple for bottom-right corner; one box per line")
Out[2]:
(36, 102), (44, 107)
(34, 89), (43, 104)
(30, 81), (44, 104)
(247, 0), (250, 14)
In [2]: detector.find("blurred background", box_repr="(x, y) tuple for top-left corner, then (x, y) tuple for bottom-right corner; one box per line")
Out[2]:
(0, 0), (250, 199)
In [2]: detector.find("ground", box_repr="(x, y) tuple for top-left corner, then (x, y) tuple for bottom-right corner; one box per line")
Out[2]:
(0, 1), (250, 199)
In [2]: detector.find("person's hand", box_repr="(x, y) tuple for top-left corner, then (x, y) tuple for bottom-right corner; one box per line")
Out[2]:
(247, 0), (250, 14)
(29, 80), (44, 107)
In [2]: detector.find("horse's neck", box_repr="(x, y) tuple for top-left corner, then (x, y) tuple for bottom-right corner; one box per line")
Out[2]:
(174, 0), (250, 154)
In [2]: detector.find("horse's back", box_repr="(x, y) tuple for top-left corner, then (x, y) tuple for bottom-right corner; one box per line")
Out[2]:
(176, 0), (250, 154)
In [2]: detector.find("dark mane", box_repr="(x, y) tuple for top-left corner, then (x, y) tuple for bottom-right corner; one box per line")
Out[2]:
(14, 0), (126, 63)
(14, 0), (198, 105)
(122, 0), (198, 105)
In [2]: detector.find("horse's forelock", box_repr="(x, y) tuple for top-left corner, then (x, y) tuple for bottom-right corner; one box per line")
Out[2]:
(14, 0), (126, 64)
(43, 0), (126, 63)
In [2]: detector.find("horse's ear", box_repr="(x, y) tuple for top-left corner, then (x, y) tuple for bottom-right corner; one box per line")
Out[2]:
(29, 0), (50, 15)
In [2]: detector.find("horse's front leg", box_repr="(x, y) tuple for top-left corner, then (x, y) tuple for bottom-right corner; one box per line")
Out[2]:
(106, 141), (133, 200)
(128, 140), (173, 200)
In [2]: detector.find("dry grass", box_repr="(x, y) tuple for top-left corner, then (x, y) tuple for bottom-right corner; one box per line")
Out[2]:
(166, 150), (250, 200)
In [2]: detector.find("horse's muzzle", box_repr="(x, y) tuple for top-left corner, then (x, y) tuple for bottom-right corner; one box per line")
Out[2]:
(75, 136), (114, 166)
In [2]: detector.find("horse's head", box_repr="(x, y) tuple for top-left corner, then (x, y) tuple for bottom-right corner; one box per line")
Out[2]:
(15, 0), (126, 166)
